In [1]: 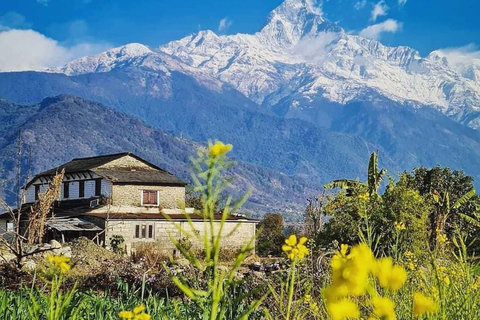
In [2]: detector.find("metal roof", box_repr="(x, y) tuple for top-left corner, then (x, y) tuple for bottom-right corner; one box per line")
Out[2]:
(46, 217), (103, 232)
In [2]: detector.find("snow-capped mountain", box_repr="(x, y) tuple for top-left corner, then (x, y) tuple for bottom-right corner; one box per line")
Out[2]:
(49, 0), (480, 129)
(159, 0), (480, 127)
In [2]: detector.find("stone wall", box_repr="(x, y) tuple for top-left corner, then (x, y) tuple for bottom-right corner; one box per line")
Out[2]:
(104, 219), (257, 255)
(111, 185), (185, 209)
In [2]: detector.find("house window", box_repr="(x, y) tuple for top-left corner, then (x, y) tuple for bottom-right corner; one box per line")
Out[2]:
(135, 225), (140, 238)
(142, 190), (158, 205)
(79, 180), (85, 198)
(63, 182), (70, 199)
(95, 179), (102, 196)
(6, 221), (14, 232)
(134, 224), (154, 239)
(34, 185), (40, 201)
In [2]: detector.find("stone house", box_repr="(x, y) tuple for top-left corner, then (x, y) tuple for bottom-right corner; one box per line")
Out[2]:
(0, 152), (257, 255)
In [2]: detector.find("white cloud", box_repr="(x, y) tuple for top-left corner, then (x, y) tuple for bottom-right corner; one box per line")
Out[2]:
(292, 32), (341, 64)
(398, 0), (408, 6)
(0, 12), (32, 30)
(359, 19), (402, 40)
(0, 29), (111, 72)
(354, 0), (368, 10)
(371, 1), (388, 21)
(435, 44), (480, 78)
(218, 17), (233, 33)
(305, 0), (323, 15)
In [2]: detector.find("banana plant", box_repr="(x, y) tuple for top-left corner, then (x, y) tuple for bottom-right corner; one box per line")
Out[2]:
(324, 152), (387, 196)
(432, 188), (480, 234)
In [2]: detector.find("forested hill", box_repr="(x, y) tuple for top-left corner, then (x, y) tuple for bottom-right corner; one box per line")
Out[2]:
(0, 95), (323, 219)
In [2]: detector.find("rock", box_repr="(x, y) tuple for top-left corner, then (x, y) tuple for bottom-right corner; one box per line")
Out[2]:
(49, 240), (62, 249)
(21, 259), (37, 272)
(58, 246), (72, 258)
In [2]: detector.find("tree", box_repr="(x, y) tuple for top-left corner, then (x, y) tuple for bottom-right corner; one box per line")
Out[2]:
(402, 166), (480, 249)
(0, 134), (64, 268)
(257, 213), (285, 256)
(304, 191), (326, 238)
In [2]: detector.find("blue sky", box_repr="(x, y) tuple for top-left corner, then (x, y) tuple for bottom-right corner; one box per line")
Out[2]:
(0, 0), (479, 70)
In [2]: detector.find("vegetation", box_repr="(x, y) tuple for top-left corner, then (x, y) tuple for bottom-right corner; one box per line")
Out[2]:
(0, 145), (479, 319)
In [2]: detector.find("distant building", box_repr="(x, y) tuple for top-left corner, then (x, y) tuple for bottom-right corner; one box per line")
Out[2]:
(0, 152), (257, 255)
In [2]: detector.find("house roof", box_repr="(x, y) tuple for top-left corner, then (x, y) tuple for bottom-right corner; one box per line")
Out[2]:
(93, 169), (185, 186)
(26, 152), (187, 187)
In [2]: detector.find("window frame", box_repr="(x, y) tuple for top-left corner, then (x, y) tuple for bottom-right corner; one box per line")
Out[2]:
(141, 190), (159, 206)
(34, 185), (40, 201)
(63, 182), (70, 199)
(95, 179), (102, 197)
(79, 180), (85, 198)
(134, 223), (155, 239)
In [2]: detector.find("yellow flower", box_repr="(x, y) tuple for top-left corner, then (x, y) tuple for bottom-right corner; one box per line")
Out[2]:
(413, 292), (438, 317)
(304, 294), (312, 304)
(118, 311), (134, 319)
(119, 305), (150, 320)
(371, 296), (396, 320)
(282, 234), (309, 260)
(394, 221), (406, 231)
(436, 233), (447, 244)
(374, 257), (407, 291)
(133, 305), (146, 314)
(46, 254), (71, 274)
(327, 299), (360, 320)
(134, 314), (151, 320)
(325, 243), (375, 300)
(309, 301), (320, 313)
(209, 141), (232, 157)
(358, 192), (370, 201)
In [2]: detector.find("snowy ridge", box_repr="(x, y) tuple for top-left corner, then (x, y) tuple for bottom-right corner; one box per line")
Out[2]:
(51, 0), (480, 129)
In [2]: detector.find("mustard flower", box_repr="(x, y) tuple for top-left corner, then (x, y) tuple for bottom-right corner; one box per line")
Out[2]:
(374, 257), (407, 291)
(413, 292), (438, 317)
(209, 141), (233, 157)
(326, 243), (375, 300)
(119, 305), (151, 320)
(358, 192), (370, 201)
(309, 301), (320, 313)
(327, 299), (360, 320)
(436, 232), (447, 244)
(118, 311), (134, 320)
(46, 254), (71, 274)
(394, 221), (406, 231)
(282, 234), (309, 260)
(371, 296), (396, 320)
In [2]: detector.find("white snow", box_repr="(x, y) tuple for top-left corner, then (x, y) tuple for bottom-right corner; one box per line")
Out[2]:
(51, 0), (480, 129)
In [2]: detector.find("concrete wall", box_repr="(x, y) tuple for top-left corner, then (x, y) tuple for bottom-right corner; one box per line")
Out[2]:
(111, 185), (185, 209)
(104, 219), (256, 255)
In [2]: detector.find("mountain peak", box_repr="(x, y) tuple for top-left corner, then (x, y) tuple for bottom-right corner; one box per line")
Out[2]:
(260, 0), (341, 48)
(114, 43), (152, 56)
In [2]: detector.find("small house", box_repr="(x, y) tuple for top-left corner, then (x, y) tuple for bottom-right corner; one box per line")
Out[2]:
(1, 152), (257, 255)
